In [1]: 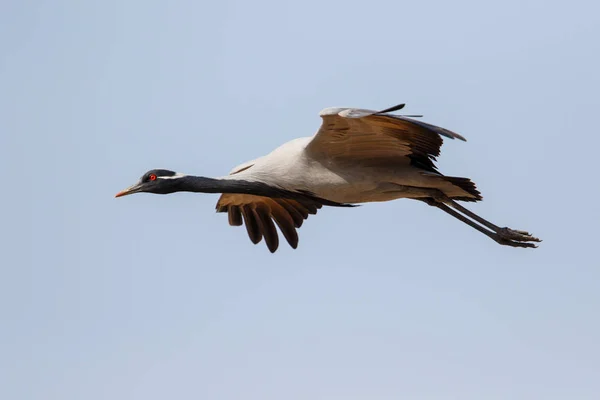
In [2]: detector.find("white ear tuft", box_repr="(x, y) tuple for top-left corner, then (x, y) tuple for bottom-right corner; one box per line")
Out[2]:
(157, 173), (187, 180)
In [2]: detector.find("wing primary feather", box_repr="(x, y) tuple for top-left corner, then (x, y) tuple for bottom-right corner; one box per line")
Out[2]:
(228, 206), (243, 226)
(276, 199), (306, 228)
(268, 201), (299, 249)
(287, 200), (310, 220)
(252, 205), (279, 253)
(241, 205), (262, 244)
(386, 115), (467, 141)
(376, 103), (405, 113)
(301, 201), (319, 215)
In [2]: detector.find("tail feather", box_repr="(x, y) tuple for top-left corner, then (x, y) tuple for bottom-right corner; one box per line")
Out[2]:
(443, 176), (483, 202)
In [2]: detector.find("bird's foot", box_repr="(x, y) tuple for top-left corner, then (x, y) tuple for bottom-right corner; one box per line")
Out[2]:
(495, 227), (541, 248)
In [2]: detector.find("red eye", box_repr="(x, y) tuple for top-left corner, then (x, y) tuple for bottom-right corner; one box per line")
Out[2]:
(149, 174), (157, 181)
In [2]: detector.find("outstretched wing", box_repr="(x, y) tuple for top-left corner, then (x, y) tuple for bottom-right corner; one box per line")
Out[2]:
(215, 194), (322, 253)
(305, 105), (466, 173)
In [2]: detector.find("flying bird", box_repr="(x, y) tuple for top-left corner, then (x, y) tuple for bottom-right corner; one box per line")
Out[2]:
(116, 103), (540, 252)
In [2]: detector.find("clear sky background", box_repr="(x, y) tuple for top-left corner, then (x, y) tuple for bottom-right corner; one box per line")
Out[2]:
(2, 1), (599, 399)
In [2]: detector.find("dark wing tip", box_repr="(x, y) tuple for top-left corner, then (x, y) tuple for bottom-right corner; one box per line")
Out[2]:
(371, 103), (468, 142)
(449, 130), (467, 142)
(388, 115), (468, 142)
(376, 103), (405, 114)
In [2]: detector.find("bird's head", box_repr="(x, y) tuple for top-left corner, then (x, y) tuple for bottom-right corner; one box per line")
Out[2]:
(115, 169), (186, 197)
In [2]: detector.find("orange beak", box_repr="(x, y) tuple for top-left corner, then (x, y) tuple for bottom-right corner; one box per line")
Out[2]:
(115, 183), (141, 198)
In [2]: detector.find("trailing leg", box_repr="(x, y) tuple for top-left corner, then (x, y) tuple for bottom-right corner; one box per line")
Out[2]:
(421, 196), (541, 248)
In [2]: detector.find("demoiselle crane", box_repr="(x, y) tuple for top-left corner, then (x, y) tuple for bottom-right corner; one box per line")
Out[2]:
(116, 103), (540, 252)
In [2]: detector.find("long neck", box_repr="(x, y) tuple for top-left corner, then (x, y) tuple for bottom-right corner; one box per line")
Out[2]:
(173, 175), (353, 207)
(177, 176), (284, 197)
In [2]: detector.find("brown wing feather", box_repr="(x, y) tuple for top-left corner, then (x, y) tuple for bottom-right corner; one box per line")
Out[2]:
(252, 204), (279, 253)
(307, 109), (465, 173)
(268, 201), (299, 248)
(228, 206), (243, 226)
(274, 199), (306, 228)
(215, 194), (321, 252)
(240, 204), (262, 244)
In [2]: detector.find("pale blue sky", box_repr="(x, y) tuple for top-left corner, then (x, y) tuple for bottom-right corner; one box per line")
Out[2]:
(1, 1), (599, 399)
